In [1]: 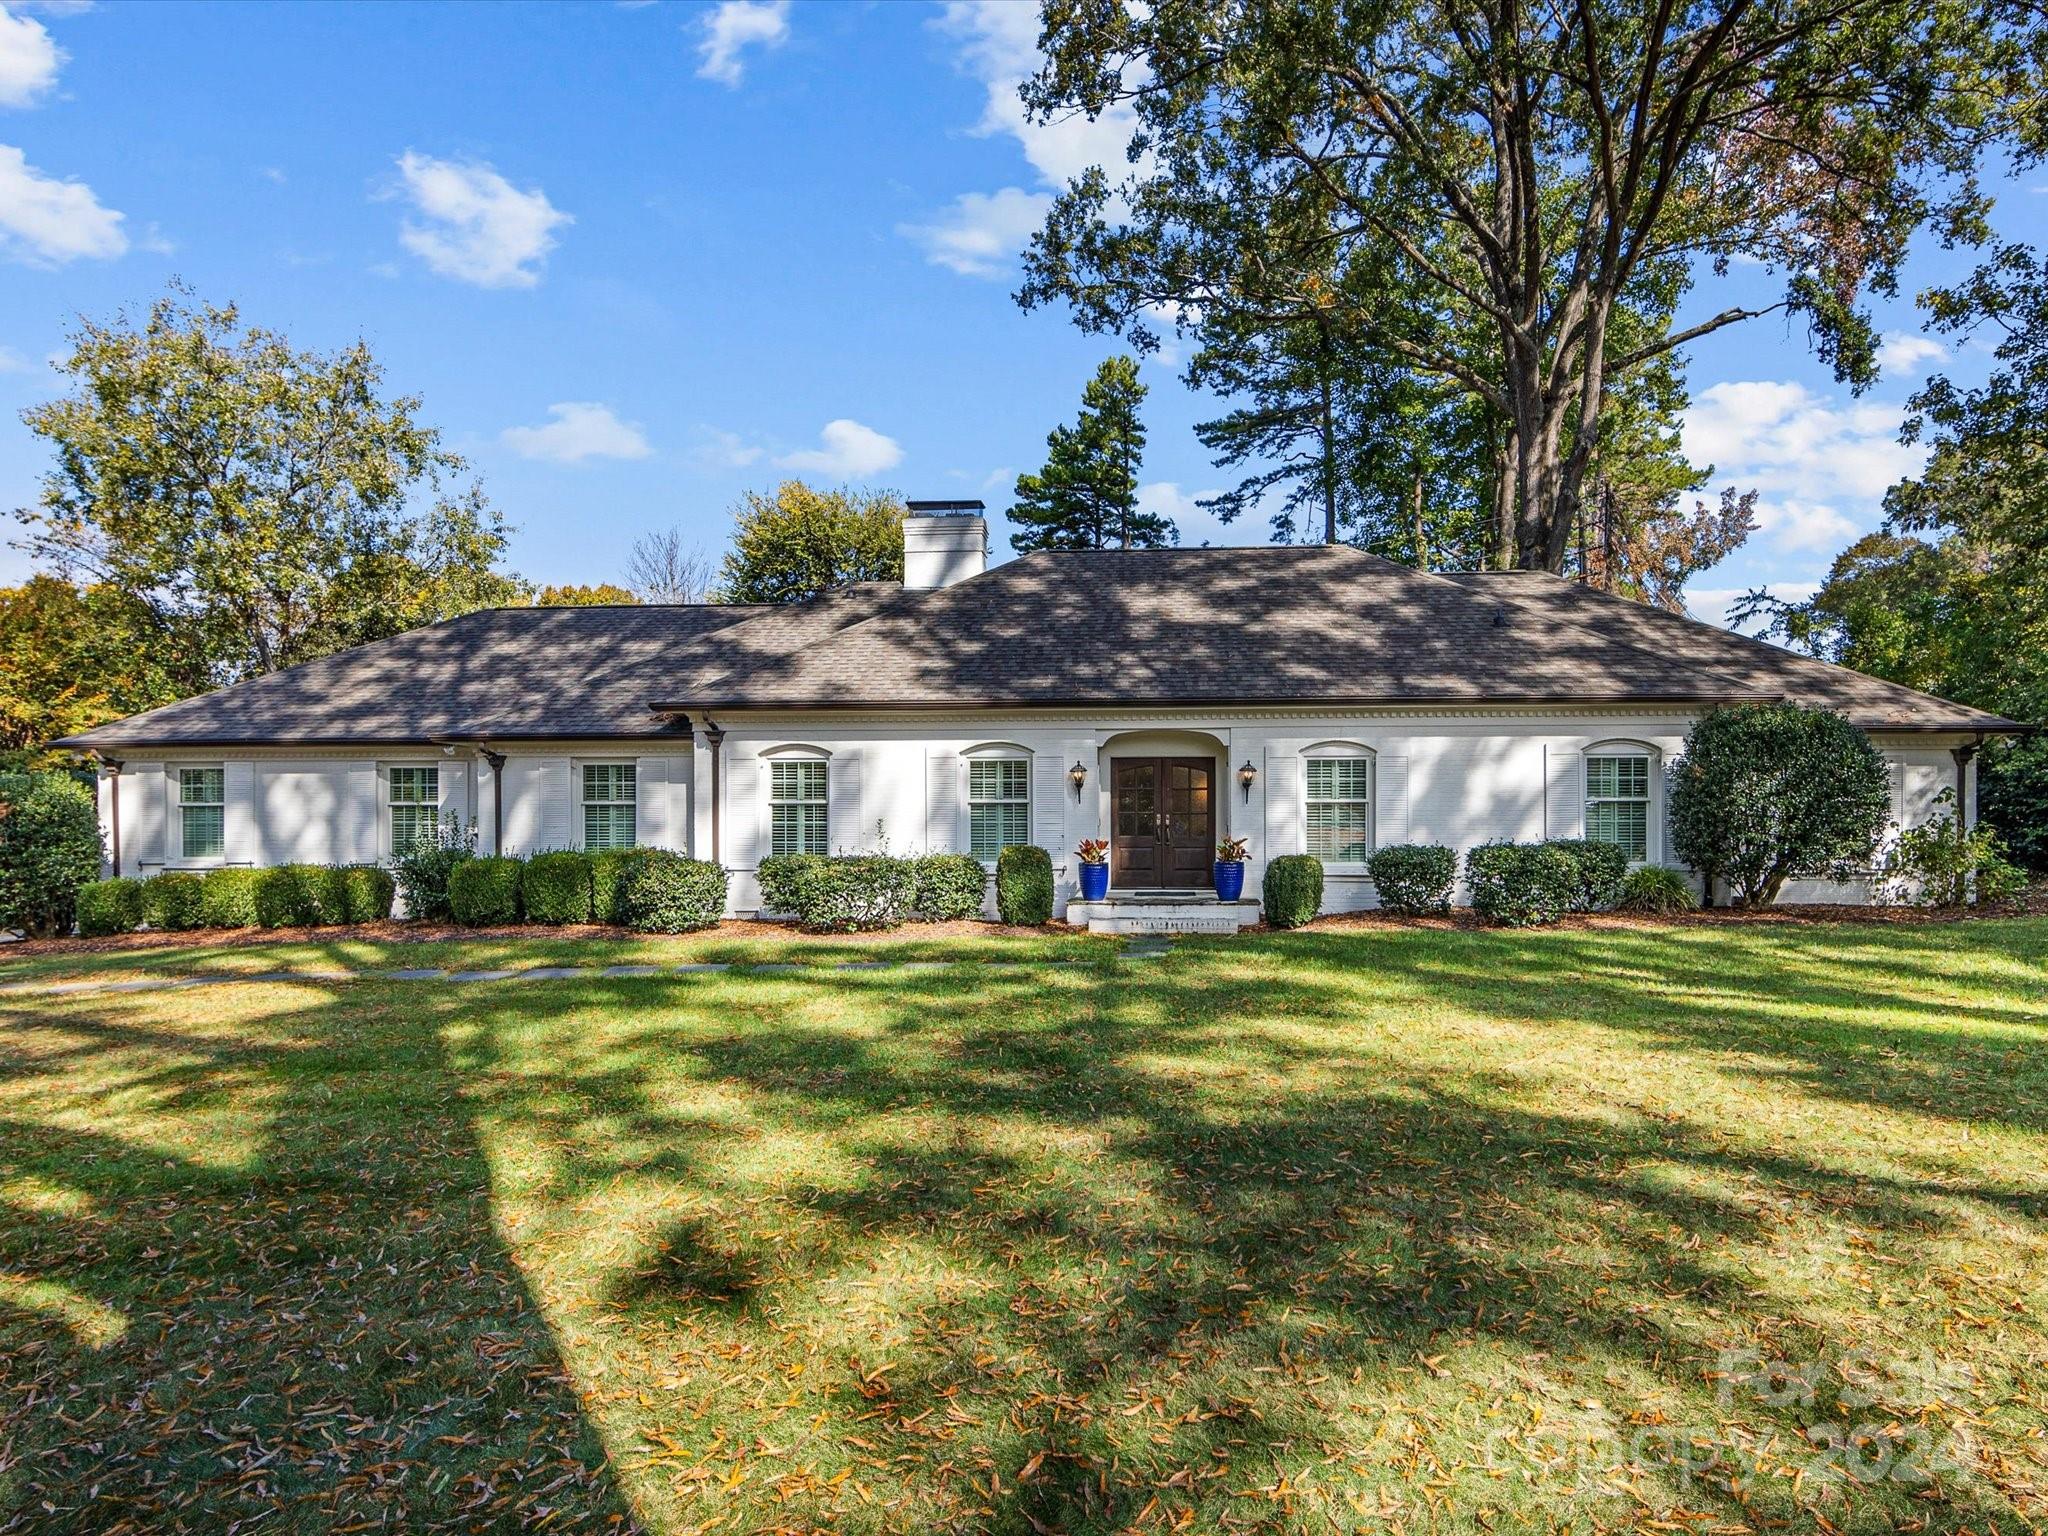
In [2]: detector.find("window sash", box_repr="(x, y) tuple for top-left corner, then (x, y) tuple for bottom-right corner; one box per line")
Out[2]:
(1586, 754), (1651, 861)
(584, 803), (636, 852)
(178, 767), (225, 859)
(1304, 757), (1371, 862)
(389, 766), (440, 853)
(769, 760), (828, 856)
(967, 758), (1030, 860)
(583, 763), (635, 805)
(581, 763), (637, 851)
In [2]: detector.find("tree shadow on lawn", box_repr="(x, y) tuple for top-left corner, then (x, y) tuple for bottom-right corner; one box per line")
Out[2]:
(0, 987), (642, 1535)
(448, 945), (2048, 1534)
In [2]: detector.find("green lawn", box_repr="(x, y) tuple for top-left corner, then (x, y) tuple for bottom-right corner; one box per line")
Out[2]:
(4, 921), (2046, 1534)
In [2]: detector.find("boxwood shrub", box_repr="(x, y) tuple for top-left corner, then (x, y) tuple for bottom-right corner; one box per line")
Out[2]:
(1616, 864), (1698, 914)
(1465, 841), (1579, 927)
(200, 867), (261, 928)
(800, 855), (917, 931)
(340, 865), (396, 924)
(911, 853), (986, 920)
(448, 856), (524, 926)
(254, 865), (322, 928)
(1545, 838), (1629, 912)
(522, 850), (594, 924)
(590, 848), (634, 925)
(758, 853), (827, 918)
(1262, 854), (1324, 929)
(995, 844), (1054, 926)
(140, 870), (206, 931)
(1365, 843), (1455, 915)
(76, 876), (144, 937)
(616, 850), (727, 933)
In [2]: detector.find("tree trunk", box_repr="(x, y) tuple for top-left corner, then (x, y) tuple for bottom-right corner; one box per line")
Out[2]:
(1410, 470), (1427, 571)
(1318, 357), (1338, 545)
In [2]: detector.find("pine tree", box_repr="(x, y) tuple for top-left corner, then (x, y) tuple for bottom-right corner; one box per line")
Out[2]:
(1008, 357), (1173, 552)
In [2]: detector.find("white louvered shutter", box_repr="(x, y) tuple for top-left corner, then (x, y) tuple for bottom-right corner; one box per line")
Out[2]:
(125, 763), (165, 872)
(635, 756), (670, 849)
(222, 761), (257, 865)
(532, 757), (572, 850)
(1544, 745), (1583, 840)
(1264, 742), (1305, 856)
(344, 763), (377, 863)
(1032, 752), (1066, 862)
(724, 757), (761, 868)
(927, 749), (961, 853)
(1374, 755), (1409, 849)
(828, 751), (864, 852)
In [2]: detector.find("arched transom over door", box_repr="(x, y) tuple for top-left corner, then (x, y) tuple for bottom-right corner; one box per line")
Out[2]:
(1112, 757), (1214, 889)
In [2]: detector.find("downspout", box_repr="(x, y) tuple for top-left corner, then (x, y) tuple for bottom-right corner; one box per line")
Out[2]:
(99, 755), (123, 877)
(479, 747), (507, 855)
(1950, 734), (1984, 826)
(701, 715), (725, 866)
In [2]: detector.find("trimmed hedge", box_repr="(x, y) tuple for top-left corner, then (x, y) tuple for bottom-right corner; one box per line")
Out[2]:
(800, 856), (917, 932)
(616, 850), (727, 933)
(758, 853), (827, 917)
(200, 867), (261, 928)
(1546, 839), (1629, 912)
(76, 876), (144, 937)
(340, 865), (396, 924)
(1262, 854), (1324, 929)
(523, 850), (594, 924)
(995, 844), (1054, 926)
(1466, 841), (1579, 927)
(254, 865), (322, 928)
(140, 870), (206, 931)
(911, 853), (986, 920)
(590, 849), (634, 925)
(1366, 843), (1456, 915)
(391, 819), (474, 922)
(448, 856), (523, 926)
(0, 771), (102, 938)
(1617, 865), (1698, 914)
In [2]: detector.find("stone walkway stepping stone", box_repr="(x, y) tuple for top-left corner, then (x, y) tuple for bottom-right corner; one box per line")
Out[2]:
(746, 962), (804, 973)
(518, 967), (589, 980)
(448, 969), (519, 982)
(672, 963), (731, 973)
(600, 964), (661, 977)
(836, 960), (892, 970)
(385, 968), (445, 981)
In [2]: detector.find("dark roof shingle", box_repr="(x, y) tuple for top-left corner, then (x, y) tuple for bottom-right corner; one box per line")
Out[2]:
(59, 548), (2013, 748)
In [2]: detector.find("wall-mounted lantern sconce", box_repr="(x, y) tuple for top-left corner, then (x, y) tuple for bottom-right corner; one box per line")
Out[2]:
(1068, 760), (1088, 800)
(1238, 759), (1258, 803)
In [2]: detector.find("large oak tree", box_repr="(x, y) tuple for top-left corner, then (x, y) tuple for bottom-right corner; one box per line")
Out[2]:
(1018, 0), (2041, 570)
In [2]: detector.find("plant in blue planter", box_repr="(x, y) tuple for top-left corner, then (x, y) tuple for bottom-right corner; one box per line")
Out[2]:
(1076, 838), (1110, 901)
(1214, 836), (1249, 901)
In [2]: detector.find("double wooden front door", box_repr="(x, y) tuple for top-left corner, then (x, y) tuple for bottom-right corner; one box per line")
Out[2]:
(1111, 757), (1214, 888)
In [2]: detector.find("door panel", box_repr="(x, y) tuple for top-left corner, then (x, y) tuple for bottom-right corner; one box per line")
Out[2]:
(1111, 758), (1214, 889)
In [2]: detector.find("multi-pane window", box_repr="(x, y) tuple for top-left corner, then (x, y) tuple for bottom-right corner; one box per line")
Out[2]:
(178, 767), (224, 860)
(968, 758), (1030, 861)
(388, 766), (440, 853)
(583, 763), (637, 852)
(1586, 754), (1651, 861)
(769, 759), (828, 857)
(1305, 757), (1372, 862)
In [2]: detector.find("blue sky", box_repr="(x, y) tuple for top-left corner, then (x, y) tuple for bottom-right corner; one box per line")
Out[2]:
(0, 0), (2038, 628)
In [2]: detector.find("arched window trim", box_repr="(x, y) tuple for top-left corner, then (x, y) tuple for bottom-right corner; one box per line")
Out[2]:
(759, 743), (832, 761)
(1302, 744), (1376, 867)
(962, 741), (1031, 760)
(1582, 740), (1660, 865)
(963, 746), (1033, 862)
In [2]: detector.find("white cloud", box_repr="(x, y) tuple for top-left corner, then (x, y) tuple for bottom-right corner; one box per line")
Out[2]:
(501, 402), (651, 464)
(1681, 379), (1925, 504)
(777, 419), (903, 478)
(0, 6), (62, 108)
(695, 0), (788, 86)
(1750, 497), (1859, 553)
(389, 151), (570, 289)
(904, 1), (1145, 278)
(0, 342), (27, 372)
(686, 425), (764, 472)
(0, 143), (125, 264)
(1137, 481), (1233, 545)
(1875, 331), (1946, 376)
(896, 186), (1051, 278)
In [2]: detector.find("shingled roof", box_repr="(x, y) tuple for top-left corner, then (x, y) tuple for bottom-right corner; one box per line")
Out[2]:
(59, 546), (2015, 749)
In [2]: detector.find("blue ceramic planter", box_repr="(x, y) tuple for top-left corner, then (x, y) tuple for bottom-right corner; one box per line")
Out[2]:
(1078, 861), (1109, 901)
(1213, 861), (1246, 901)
